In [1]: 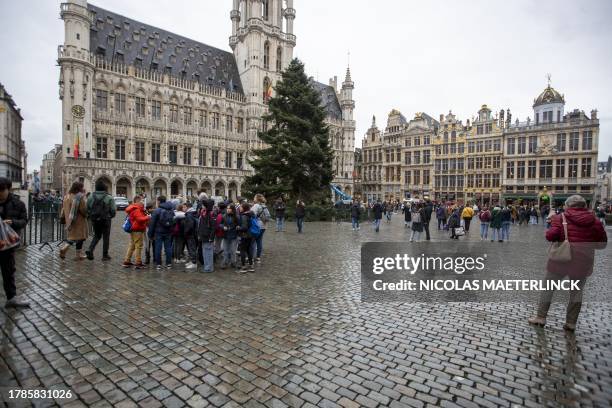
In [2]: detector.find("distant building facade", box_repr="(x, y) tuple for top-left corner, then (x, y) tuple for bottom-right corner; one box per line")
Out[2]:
(361, 82), (601, 207)
(0, 83), (24, 184)
(40, 144), (62, 192)
(57, 0), (355, 199)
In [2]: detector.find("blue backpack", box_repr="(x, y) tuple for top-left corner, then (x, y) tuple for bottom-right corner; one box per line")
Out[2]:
(248, 214), (261, 237)
(122, 215), (132, 233)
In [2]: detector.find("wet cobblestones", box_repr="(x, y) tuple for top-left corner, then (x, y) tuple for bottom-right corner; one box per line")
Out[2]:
(1, 217), (611, 407)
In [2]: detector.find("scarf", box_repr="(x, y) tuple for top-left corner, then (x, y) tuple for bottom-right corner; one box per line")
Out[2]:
(67, 192), (83, 231)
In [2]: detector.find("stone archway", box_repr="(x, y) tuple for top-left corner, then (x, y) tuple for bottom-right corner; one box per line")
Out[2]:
(186, 180), (198, 199)
(135, 178), (151, 197)
(214, 181), (226, 198)
(95, 176), (113, 194)
(170, 179), (183, 198)
(228, 182), (238, 202)
(116, 177), (132, 198)
(153, 179), (167, 198)
(201, 180), (212, 195)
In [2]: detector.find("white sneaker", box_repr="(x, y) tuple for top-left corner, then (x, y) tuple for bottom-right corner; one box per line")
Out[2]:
(185, 262), (197, 269)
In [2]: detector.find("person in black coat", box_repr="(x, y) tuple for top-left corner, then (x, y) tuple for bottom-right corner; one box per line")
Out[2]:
(402, 204), (412, 227)
(423, 200), (433, 240)
(447, 209), (461, 240)
(350, 200), (361, 230)
(0, 178), (29, 308)
(373, 201), (383, 232)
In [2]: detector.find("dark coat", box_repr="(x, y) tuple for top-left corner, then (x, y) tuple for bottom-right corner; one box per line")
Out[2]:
(423, 203), (433, 223)
(546, 208), (607, 278)
(148, 201), (175, 238)
(490, 207), (503, 229)
(373, 203), (383, 220)
(403, 206), (412, 222)
(220, 213), (239, 240)
(196, 200), (216, 243)
(295, 203), (306, 218)
(350, 204), (361, 218)
(0, 193), (28, 233)
(447, 212), (460, 228)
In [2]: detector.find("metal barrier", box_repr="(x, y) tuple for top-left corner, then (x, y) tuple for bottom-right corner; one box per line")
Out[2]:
(26, 199), (65, 247)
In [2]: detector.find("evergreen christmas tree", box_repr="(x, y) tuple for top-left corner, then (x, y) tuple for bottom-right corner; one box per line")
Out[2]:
(243, 59), (334, 202)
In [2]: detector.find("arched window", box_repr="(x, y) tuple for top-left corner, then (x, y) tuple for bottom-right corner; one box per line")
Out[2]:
(276, 46), (282, 72)
(262, 0), (269, 20)
(263, 41), (270, 69)
(263, 77), (271, 103)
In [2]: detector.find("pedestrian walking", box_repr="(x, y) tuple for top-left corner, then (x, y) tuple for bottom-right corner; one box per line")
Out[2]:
(273, 197), (286, 232)
(479, 206), (491, 240)
(148, 196), (175, 270)
(85, 180), (116, 261)
(501, 205), (512, 241)
(528, 195), (607, 331)
(59, 181), (88, 261)
(436, 205), (447, 230)
(448, 209), (461, 240)
(461, 205), (474, 233)
(351, 200), (361, 230)
(0, 178), (29, 308)
(122, 195), (150, 269)
(402, 203), (412, 228)
(295, 200), (306, 233)
(373, 200), (383, 232)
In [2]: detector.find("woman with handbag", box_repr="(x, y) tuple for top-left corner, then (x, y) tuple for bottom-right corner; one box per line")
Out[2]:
(528, 195), (607, 331)
(59, 182), (89, 260)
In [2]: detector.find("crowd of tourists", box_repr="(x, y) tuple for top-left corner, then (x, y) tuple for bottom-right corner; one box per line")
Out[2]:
(57, 180), (308, 274)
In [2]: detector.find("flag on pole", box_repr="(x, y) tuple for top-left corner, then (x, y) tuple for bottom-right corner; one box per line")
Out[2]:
(74, 124), (80, 159)
(265, 83), (273, 102)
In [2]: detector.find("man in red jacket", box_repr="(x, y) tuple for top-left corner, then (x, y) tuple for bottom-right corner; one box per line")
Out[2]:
(528, 195), (607, 331)
(123, 195), (151, 269)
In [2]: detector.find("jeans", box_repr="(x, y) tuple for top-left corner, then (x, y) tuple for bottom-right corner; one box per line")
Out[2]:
(410, 230), (421, 241)
(125, 231), (144, 263)
(222, 238), (238, 266)
(373, 218), (381, 231)
(536, 271), (587, 325)
(276, 216), (285, 231)
(254, 229), (265, 258)
(0, 249), (16, 300)
(437, 218), (446, 230)
(240, 237), (254, 265)
(296, 217), (304, 233)
(89, 219), (111, 256)
(502, 222), (511, 241)
(490, 228), (501, 241)
(352, 217), (360, 229)
(154, 234), (173, 266)
(480, 222), (489, 239)
(201, 241), (214, 272)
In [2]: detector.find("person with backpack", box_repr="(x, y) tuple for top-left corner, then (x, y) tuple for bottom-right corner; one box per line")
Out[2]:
(479, 206), (491, 241)
(448, 209), (461, 240)
(501, 205), (512, 241)
(237, 202), (258, 273)
(183, 202), (199, 270)
(251, 194), (270, 263)
(295, 200), (306, 233)
(461, 204), (474, 233)
(409, 204), (424, 242)
(197, 198), (216, 273)
(85, 180), (116, 261)
(147, 196), (175, 270)
(373, 200), (383, 232)
(490, 204), (502, 242)
(220, 204), (240, 269)
(122, 195), (150, 269)
(273, 197), (286, 232)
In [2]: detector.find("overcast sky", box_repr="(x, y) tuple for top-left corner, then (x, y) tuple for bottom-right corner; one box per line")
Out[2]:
(2, 0), (611, 170)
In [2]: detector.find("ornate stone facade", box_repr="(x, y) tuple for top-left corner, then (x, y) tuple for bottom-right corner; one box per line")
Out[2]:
(57, 0), (355, 200)
(361, 82), (600, 206)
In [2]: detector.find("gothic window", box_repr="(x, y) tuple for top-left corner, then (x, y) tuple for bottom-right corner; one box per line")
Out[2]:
(184, 106), (192, 125)
(184, 147), (192, 165)
(169, 104), (179, 123)
(199, 148), (206, 166)
(135, 141), (145, 162)
(263, 41), (270, 70)
(95, 137), (108, 158)
(262, 0), (270, 20)
(169, 145), (178, 164)
(212, 112), (220, 129)
(135, 97), (145, 117)
(95, 90), (108, 112)
(151, 143), (161, 163)
(114, 93), (126, 114)
(276, 47), (282, 72)
(151, 100), (161, 120)
(115, 139), (125, 160)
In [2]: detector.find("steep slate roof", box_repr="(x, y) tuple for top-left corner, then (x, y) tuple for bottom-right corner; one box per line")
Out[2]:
(88, 3), (243, 93)
(310, 80), (343, 120)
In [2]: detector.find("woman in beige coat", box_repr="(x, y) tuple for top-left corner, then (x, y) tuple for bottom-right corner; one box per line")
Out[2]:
(59, 182), (89, 260)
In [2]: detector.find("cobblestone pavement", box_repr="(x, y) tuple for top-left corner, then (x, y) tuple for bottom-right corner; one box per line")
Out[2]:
(1, 216), (611, 407)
